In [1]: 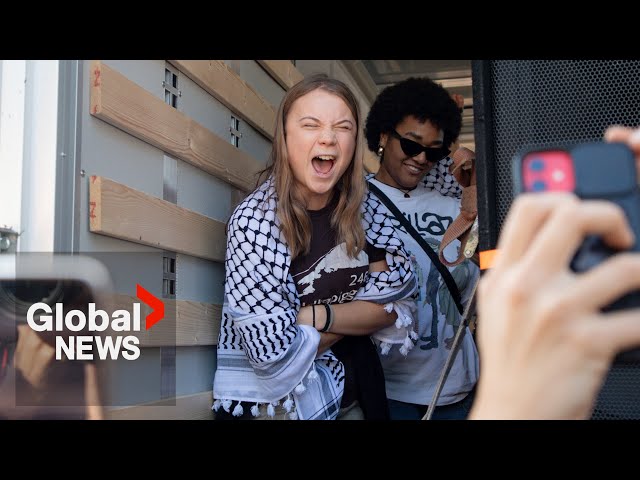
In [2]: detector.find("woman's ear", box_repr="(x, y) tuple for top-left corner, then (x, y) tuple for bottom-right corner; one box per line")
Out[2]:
(379, 133), (388, 148)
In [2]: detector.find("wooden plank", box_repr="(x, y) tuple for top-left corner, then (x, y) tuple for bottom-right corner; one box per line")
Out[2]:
(90, 60), (260, 192)
(168, 60), (276, 139)
(364, 150), (380, 174)
(106, 390), (214, 420)
(257, 60), (304, 90)
(339, 60), (379, 105)
(176, 299), (222, 346)
(104, 294), (222, 347)
(89, 175), (226, 263)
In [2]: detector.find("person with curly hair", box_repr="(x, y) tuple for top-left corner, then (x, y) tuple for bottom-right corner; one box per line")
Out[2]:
(364, 77), (479, 420)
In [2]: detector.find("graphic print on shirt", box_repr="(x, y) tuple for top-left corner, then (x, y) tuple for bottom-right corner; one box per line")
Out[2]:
(401, 213), (474, 352)
(292, 243), (369, 306)
(419, 238), (442, 351)
(408, 211), (452, 237)
(439, 261), (473, 349)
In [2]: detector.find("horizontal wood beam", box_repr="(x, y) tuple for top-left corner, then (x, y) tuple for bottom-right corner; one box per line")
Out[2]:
(169, 60), (276, 139)
(339, 60), (379, 105)
(257, 60), (304, 90)
(89, 175), (226, 263)
(106, 294), (222, 347)
(90, 60), (260, 192)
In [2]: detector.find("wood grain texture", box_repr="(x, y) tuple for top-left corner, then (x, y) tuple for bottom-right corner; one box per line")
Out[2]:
(257, 60), (304, 90)
(169, 60), (276, 139)
(103, 293), (221, 347)
(90, 60), (260, 191)
(89, 175), (227, 263)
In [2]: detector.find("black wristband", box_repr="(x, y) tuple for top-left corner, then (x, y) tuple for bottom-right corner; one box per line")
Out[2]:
(312, 304), (316, 329)
(319, 303), (332, 333)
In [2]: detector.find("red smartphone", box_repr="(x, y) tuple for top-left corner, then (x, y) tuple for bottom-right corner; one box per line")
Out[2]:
(513, 142), (640, 362)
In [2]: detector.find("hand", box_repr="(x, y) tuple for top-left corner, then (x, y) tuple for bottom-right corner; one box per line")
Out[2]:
(470, 192), (640, 419)
(451, 93), (465, 111)
(14, 325), (57, 390)
(5, 326), (103, 419)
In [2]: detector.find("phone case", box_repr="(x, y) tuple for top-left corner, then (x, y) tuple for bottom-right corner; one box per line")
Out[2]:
(513, 142), (640, 362)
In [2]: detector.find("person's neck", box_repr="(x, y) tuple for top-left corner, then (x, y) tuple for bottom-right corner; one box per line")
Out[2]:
(306, 189), (335, 211)
(374, 169), (417, 198)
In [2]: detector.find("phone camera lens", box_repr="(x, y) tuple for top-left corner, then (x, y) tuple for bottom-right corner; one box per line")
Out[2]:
(530, 158), (545, 171)
(532, 180), (547, 191)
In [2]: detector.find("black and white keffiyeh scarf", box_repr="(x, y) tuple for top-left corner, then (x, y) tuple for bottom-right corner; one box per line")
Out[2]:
(213, 177), (417, 420)
(364, 156), (463, 353)
(422, 156), (462, 199)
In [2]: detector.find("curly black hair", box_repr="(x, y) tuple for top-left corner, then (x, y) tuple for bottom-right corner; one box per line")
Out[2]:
(364, 77), (462, 153)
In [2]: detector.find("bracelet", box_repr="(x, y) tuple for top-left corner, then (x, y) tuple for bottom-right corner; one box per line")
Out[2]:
(319, 303), (333, 333)
(311, 304), (316, 329)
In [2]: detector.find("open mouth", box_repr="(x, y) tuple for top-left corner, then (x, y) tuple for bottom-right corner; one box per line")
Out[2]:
(312, 155), (336, 175)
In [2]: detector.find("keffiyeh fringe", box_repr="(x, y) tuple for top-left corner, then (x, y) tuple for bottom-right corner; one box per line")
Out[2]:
(372, 299), (418, 357)
(213, 367), (321, 420)
(214, 177), (417, 419)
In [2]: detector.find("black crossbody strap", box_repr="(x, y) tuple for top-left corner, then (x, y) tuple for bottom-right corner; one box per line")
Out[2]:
(368, 181), (463, 314)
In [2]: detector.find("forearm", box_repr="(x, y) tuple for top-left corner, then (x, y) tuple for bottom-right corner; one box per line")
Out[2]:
(331, 301), (398, 335)
(298, 301), (397, 336)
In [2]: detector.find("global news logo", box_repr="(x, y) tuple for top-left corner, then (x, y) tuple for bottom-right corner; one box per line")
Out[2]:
(25, 284), (164, 361)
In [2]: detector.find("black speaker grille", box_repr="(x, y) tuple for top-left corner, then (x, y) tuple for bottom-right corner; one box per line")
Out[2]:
(490, 60), (640, 229)
(592, 364), (640, 419)
(484, 60), (640, 420)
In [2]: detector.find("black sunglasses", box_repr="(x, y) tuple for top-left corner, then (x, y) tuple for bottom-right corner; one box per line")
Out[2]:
(389, 130), (450, 162)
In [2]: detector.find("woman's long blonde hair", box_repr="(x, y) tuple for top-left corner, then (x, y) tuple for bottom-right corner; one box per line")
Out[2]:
(258, 73), (366, 260)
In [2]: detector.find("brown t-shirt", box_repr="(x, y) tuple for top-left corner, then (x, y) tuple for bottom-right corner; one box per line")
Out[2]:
(290, 194), (386, 407)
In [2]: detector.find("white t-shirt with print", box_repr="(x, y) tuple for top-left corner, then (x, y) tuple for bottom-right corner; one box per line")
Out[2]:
(369, 178), (479, 406)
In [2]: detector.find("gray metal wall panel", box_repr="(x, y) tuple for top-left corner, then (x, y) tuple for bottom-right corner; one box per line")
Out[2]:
(73, 60), (275, 409)
(234, 61), (281, 167)
(177, 71), (234, 140)
(106, 346), (217, 405)
(237, 121), (271, 167)
(77, 126), (164, 253)
(82, 121), (164, 197)
(103, 60), (165, 101)
(177, 67), (271, 171)
(177, 160), (232, 223)
(105, 348), (162, 406)
(176, 253), (224, 304)
(88, 252), (163, 297)
(176, 345), (217, 395)
(78, 61), (162, 254)
(240, 60), (286, 110)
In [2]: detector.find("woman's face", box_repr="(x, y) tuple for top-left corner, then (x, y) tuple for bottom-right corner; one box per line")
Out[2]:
(285, 89), (356, 210)
(377, 116), (445, 190)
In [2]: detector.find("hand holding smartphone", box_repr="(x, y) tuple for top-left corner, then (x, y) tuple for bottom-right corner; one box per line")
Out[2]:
(513, 142), (640, 362)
